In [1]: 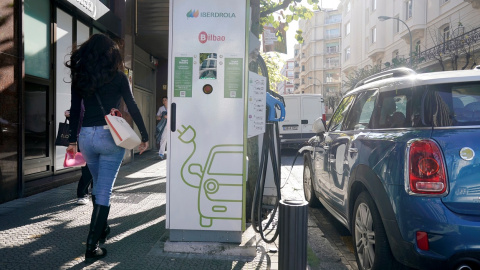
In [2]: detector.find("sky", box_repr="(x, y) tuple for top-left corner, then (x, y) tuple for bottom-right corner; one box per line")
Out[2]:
(281, 0), (340, 60)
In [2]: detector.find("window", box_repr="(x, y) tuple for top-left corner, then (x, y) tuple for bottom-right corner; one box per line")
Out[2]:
(24, 0), (50, 79)
(328, 95), (355, 132)
(406, 0), (413, 19)
(344, 90), (378, 130)
(372, 89), (412, 129)
(346, 22), (351, 36)
(326, 43), (339, 53)
(371, 27), (377, 44)
(424, 83), (480, 127)
(372, 0), (377, 10)
(345, 47), (351, 61)
(302, 65), (305, 71)
(326, 57), (339, 67)
(441, 0), (449, 4)
(287, 70), (294, 77)
(288, 62), (294, 69)
(326, 28), (340, 38)
(443, 26), (450, 42)
(347, 1), (351, 12)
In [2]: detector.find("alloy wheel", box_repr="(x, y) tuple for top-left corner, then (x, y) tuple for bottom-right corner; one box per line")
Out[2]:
(354, 202), (375, 270)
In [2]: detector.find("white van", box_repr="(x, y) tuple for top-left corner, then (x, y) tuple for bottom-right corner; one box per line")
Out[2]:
(279, 94), (325, 149)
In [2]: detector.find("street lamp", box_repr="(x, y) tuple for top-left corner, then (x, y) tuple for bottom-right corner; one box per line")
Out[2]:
(378, 16), (413, 67)
(308, 76), (322, 96)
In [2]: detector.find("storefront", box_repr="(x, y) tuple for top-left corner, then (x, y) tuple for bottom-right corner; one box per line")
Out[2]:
(0, 0), (151, 203)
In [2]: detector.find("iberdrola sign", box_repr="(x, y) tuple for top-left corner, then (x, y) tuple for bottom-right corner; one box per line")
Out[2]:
(186, 9), (236, 19)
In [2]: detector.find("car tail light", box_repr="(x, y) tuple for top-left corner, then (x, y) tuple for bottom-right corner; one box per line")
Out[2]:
(407, 139), (447, 195)
(322, 113), (326, 122)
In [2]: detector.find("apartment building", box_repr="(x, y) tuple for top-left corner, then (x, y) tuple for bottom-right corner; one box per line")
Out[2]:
(277, 58), (295, 95)
(293, 9), (342, 115)
(340, 0), (480, 91)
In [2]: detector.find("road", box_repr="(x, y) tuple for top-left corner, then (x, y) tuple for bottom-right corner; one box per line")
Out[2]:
(280, 149), (359, 270)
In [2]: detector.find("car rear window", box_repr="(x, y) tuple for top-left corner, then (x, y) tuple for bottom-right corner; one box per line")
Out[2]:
(424, 83), (480, 127)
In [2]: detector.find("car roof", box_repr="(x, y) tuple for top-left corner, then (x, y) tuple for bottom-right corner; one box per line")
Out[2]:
(348, 69), (480, 96)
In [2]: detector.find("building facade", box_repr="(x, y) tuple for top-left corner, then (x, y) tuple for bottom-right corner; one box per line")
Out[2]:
(293, 9), (342, 116)
(277, 58), (295, 95)
(339, 0), (480, 91)
(0, 0), (168, 204)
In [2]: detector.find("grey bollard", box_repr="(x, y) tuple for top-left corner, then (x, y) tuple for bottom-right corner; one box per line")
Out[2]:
(279, 199), (308, 270)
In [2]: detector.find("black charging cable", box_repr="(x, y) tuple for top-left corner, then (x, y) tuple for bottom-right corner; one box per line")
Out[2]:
(250, 55), (283, 243)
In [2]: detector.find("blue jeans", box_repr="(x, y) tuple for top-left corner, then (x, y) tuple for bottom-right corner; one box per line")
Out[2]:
(79, 126), (125, 206)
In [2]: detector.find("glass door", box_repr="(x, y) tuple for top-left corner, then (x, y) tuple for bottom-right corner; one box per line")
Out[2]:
(23, 0), (54, 177)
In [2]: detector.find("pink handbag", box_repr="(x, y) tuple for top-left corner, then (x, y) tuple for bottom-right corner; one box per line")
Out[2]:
(63, 151), (86, 167)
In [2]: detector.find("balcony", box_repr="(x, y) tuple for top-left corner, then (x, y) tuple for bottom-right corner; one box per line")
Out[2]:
(325, 34), (341, 40)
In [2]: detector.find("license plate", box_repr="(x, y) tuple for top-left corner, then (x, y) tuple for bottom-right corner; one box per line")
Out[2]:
(283, 126), (298, 130)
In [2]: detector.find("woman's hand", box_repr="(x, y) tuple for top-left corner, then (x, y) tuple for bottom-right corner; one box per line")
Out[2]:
(66, 143), (77, 154)
(138, 141), (149, 155)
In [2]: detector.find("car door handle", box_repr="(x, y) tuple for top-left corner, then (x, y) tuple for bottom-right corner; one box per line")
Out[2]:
(348, 148), (358, 153)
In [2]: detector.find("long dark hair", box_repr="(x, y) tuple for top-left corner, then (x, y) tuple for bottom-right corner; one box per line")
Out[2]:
(65, 33), (124, 97)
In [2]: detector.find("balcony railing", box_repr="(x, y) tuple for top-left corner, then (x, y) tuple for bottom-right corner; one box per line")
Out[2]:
(418, 26), (480, 62)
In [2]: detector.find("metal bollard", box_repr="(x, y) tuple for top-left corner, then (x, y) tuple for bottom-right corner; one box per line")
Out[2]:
(279, 199), (308, 270)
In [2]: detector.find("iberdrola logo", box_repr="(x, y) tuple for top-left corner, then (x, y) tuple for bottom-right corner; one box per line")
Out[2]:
(186, 9), (199, 18)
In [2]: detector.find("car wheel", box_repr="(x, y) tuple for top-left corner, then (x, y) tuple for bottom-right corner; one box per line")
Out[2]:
(352, 192), (400, 270)
(303, 155), (321, 207)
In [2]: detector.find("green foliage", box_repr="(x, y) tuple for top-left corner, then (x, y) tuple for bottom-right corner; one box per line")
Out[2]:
(342, 64), (383, 91)
(261, 52), (288, 91)
(259, 0), (319, 43)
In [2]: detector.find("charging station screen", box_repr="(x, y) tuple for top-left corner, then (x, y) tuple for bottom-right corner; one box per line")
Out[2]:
(199, 53), (217, 79)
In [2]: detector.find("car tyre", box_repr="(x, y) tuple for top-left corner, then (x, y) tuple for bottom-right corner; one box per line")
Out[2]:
(303, 155), (321, 208)
(352, 192), (401, 270)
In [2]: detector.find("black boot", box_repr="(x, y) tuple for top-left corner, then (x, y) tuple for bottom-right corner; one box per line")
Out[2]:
(85, 204), (109, 263)
(91, 195), (111, 243)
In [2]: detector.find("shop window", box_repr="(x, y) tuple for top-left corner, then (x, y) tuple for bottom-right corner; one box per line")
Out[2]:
(24, 0), (50, 79)
(25, 82), (48, 160)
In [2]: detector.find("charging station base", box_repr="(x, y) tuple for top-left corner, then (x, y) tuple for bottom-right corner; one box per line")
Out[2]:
(164, 225), (257, 257)
(169, 230), (242, 243)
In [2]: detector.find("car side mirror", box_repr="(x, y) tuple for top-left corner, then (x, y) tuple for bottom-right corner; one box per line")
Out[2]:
(312, 117), (326, 134)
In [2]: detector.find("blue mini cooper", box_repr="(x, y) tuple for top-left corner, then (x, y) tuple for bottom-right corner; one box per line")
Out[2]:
(302, 68), (480, 270)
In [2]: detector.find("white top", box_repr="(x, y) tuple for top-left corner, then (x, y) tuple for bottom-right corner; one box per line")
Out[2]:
(157, 106), (167, 116)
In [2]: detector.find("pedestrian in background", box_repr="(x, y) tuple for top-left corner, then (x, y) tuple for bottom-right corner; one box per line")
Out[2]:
(156, 96), (168, 160)
(65, 33), (149, 263)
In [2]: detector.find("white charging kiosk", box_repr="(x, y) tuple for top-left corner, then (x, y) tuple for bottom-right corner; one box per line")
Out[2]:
(166, 0), (249, 243)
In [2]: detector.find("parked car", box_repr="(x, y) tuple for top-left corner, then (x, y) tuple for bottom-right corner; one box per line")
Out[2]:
(302, 68), (480, 270)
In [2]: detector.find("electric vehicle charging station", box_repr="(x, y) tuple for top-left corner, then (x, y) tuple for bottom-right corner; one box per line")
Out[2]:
(166, 0), (250, 243)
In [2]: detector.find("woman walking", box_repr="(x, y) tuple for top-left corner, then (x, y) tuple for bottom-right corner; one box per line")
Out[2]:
(65, 33), (149, 262)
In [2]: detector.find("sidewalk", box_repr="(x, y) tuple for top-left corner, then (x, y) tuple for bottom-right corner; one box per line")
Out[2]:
(0, 150), (349, 269)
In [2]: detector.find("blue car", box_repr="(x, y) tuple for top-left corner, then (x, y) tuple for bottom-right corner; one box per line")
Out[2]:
(302, 68), (480, 270)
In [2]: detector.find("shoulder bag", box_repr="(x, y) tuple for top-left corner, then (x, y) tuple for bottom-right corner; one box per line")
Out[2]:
(95, 93), (141, 150)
